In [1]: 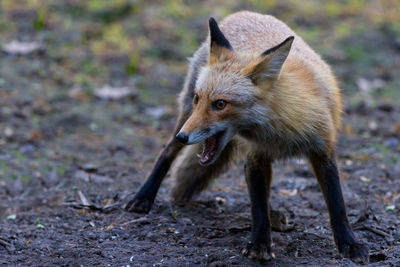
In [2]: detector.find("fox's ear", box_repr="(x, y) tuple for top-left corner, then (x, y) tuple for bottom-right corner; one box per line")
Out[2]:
(209, 17), (233, 64)
(245, 36), (294, 84)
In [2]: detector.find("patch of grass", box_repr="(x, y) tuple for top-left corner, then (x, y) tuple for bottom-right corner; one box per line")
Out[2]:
(249, 0), (277, 10)
(33, 6), (47, 30)
(21, 175), (30, 184)
(12, 151), (25, 162)
(380, 84), (400, 105)
(162, 0), (191, 19)
(334, 21), (353, 38)
(324, 1), (341, 17)
(7, 214), (16, 220)
(125, 51), (139, 75)
(343, 43), (368, 63)
(82, 60), (103, 76)
(293, 26), (323, 45)
(0, 162), (10, 173)
(57, 166), (66, 176)
(89, 0), (137, 24)
(370, 143), (390, 156)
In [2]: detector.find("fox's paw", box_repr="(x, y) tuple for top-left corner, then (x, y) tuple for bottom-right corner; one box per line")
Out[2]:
(124, 194), (154, 213)
(241, 242), (275, 261)
(338, 241), (369, 264)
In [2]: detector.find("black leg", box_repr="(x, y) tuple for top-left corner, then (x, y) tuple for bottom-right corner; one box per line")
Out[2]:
(125, 138), (183, 213)
(241, 153), (275, 261)
(309, 152), (369, 263)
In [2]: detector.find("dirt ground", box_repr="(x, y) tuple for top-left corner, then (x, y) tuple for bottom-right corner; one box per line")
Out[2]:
(1, 1), (400, 266)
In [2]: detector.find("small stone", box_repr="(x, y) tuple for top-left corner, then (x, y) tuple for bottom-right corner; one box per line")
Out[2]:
(215, 196), (226, 205)
(166, 227), (176, 233)
(395, 38), (400, 50)
(180, 218), (193, 225)
(19, 144), (36, 154)
(146, 231), (158, 241)
(145, 106), (167, 119)
(384, 137), (399, 149)
(360, 176), (371, 183)
(4, 127), (13, 137)
(368, 121), (378, 131)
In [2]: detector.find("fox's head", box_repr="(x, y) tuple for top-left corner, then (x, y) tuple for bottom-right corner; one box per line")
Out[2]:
(176, 17), (294, 166)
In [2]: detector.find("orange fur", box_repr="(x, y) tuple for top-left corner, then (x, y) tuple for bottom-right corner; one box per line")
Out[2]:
(177, 11), (342, 158)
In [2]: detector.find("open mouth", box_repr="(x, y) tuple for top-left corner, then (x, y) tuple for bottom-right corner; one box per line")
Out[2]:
(199, 130), (225, 165)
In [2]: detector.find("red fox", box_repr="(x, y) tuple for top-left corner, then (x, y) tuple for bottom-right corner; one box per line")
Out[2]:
(125, 11), (369, 263)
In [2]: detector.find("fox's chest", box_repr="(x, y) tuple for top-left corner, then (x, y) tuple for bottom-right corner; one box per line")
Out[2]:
(239, 129), (326, 159)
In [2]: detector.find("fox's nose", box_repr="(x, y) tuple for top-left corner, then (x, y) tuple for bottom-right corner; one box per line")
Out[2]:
(175, 132), (189, 144)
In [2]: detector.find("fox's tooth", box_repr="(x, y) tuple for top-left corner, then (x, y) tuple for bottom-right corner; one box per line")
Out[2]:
(196, 153), (202, 158)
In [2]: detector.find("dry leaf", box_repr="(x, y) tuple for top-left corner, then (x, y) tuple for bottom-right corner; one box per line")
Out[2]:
(2, 40), (43, 55)
(343, 124), (355, 137)
(277, 189), (298, 197)
(4, 127), (13, 137)
(341, 171), (350, 181)
(74, 170), (113, 184)
(368, 120), (378, 131)
(360, 176), (371, 183)
(68, 86), (88, 101)
(145, 106), (167, 119)
(29, 129), (43, 141)
(94, 85), (137, 100)
(394, 123), (400, 134)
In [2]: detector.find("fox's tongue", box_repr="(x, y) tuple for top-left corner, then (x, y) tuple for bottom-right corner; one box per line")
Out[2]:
(200, 135), (217, 164)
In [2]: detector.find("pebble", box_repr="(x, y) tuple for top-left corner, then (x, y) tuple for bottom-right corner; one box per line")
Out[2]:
(19, 144), (36, 154)
(146, 231), (158, 241)
(384, 137), (399, 149)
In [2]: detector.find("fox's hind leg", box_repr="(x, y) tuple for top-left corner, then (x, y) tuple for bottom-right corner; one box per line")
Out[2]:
(309, 152), (369, 263)
(171, 140), (238, 203)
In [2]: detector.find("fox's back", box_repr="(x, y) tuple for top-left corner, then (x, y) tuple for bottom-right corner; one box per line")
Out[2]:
(218, 11), (328, 70)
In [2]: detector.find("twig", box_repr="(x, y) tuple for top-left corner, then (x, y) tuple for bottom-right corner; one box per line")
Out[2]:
(120, 217), (150, 226)
(0, 237), (14, 252)
(0, 237), (11, 248)
(354, 225), (389, 238)
(77, 190), (91, 206)
(63, 201), (119, 213)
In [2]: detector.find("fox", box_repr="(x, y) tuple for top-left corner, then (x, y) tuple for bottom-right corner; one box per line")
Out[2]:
(125, 11), (369, 263)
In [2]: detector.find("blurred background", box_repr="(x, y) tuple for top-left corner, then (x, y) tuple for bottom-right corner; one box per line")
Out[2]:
(0, 1), (400, 265)
(2, 0), (399, 186)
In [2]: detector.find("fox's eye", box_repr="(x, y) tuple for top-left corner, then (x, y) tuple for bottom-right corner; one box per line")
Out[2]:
(193, 94), (199, 105)
(213, 100), (227, 110)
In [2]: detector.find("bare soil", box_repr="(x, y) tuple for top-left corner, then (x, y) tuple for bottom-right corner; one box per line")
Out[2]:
(1, 1), (400, 266)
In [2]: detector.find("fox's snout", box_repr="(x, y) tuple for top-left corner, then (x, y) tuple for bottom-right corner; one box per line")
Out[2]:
(175, 110), (209, 145)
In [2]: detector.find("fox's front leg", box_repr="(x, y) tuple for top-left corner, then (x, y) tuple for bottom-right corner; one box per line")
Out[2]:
(242, 153), (275, 261)
(125, 101), (193, 213)
(124, 138), (183, 213)
(309, 152), (369, 263)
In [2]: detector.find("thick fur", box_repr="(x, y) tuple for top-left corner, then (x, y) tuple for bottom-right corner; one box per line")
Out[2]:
(171, 139), (238, 203)
(172, 11), (342, 196)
